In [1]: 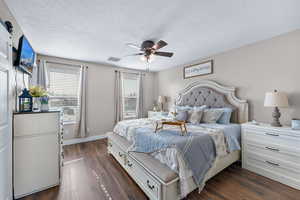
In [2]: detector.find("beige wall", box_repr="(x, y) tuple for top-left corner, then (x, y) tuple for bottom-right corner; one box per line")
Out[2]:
(0, 0), (22, 47)
(38, 55), (156, 140)
(155, 29), (300, 126)
(0, 0), (30, 111)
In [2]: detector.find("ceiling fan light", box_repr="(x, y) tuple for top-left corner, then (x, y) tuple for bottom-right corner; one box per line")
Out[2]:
(140, 55), (146, 61)
(148, 55), (154, 63)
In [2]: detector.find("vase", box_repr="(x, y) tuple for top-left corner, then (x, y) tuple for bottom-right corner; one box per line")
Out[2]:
(32, 97), (41, 112)
(41, 103), (49, 112)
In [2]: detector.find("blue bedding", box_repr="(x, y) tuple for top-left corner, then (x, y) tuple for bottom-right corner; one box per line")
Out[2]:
(198, 123), (241, 152)
(130, 127), (216, 185)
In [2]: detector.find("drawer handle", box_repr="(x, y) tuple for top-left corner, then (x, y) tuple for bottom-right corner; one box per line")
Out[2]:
(118, 152), (124, 157)
(265, 146), (280, 152)
(127, 161), (133, 167)
(146, 180), (155, 190)
(265, 132), (279, 137)
(266, 160), (280, 166)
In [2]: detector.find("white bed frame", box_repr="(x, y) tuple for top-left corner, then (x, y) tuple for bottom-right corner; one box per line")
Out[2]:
(108, 80), (248, 200)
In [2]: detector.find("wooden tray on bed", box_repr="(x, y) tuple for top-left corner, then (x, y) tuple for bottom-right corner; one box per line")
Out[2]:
(154, 120), (188, 135)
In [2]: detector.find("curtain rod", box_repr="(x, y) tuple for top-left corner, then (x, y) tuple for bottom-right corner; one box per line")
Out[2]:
(39, 60), (85, 68)
(114, 70), (146, 76)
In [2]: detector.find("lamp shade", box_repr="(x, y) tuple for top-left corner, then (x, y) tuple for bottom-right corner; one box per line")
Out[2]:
(264, 91), (289, 107)
(158, 96), (166, 103)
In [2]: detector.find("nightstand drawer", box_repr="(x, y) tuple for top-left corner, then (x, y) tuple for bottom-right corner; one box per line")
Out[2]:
(244, 152), (300, 189)
(243, 128), (300, 147)
(244, 139), (300, 164)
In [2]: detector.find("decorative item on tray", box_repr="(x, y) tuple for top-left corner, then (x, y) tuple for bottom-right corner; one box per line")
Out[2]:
(29, 86), (48, 112)
(155, 120), (188, 136)
(19, 88), (33, 112)
(264, 90), (289, 127)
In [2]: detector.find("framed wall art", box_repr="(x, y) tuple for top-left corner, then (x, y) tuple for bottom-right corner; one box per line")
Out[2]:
(183, 60), (213, 79)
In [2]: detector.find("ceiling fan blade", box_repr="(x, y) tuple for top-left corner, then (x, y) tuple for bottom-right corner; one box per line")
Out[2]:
(154, 51), (173, 57)
(126, 43), (141, 50)
(153, 40), (168, 50)
(124, 53), (144, 57)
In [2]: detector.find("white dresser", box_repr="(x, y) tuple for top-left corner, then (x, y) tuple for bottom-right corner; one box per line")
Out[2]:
(13, 111), (63, 198)
(242, 123), (300, 190)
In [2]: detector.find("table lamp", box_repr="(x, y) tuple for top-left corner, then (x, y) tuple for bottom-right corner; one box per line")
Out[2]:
(264, 90), (289, 127)
(158, 96), (166, 112)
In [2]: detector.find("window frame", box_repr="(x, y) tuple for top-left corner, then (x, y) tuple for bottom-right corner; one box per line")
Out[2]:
(121, 73), (140, 120)
(46, 62), (82, 123)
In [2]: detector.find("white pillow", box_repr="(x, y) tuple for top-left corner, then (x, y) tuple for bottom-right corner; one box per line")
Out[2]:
(187, 110), (204, 124)
(201, 109), (224, 123)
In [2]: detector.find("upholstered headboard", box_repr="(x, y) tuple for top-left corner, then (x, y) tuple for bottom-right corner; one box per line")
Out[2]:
(176, 80), (248, 123)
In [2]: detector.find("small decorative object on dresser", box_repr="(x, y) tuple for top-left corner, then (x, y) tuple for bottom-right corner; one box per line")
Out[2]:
(29, 86), (48, 112)
(40, 96), (49, 112)
(264, 90), (289, 127)
(19, 88), (33, 112)
(242, 123), (300, 190)
(158, 95), (167, 111)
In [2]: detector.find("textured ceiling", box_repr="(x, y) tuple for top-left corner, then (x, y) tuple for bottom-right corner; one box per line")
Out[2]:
(5, 0), (300, 71)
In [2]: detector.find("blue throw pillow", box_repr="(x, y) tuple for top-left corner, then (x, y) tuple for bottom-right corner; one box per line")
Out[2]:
(175, 110), (188, 121)
(193, 105), (207, 111)
(175, 105), (192, 111)
(216, 108), (233, 124)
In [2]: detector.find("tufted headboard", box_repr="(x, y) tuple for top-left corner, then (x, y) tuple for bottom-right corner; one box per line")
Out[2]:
(176, 80), (248, 123)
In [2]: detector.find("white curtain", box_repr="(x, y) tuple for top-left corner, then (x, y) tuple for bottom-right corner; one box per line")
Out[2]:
(137, 73), (144, 118)
(36, 60), (48, 89)
(77, 66), (88, 138)
(114, 70), (123, 124)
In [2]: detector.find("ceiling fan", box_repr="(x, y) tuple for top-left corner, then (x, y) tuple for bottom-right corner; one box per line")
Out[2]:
(126, 40), (174, 63)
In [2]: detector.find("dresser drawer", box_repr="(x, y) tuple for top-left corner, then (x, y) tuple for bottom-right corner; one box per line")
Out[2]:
(126, 155), (160, 200)
(244, 152), (300, 189)
(244, 139), (300, 164)
(14, 113), (59, 137)
(107, 139), (126, 167)
(243, 128), (300, 147)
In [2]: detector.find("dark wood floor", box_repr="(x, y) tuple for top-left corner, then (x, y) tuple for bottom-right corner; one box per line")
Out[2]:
(20, 139), (300, 200)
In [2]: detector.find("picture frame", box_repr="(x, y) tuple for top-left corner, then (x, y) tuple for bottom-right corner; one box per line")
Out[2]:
(183, 60), (213, 79)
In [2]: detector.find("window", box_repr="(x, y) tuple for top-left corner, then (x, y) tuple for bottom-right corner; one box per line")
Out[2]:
(122, 73), (140, 119)
(46, 62), (81, 123)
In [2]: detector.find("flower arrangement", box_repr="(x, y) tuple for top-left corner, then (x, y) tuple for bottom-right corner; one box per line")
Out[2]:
(40, 96), (49, 105)
(29, 86), (47, 97)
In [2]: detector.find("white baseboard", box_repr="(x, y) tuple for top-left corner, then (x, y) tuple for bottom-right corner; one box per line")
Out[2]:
(63, 134), (107, 146)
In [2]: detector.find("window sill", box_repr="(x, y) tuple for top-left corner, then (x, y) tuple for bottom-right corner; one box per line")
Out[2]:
(63, 121), (78, 125)
(123, 116), (137, 120)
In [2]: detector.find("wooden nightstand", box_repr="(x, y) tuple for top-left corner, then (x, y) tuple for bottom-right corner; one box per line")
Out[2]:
(242, 123), (300, 190)
(148, 111), (169, 118)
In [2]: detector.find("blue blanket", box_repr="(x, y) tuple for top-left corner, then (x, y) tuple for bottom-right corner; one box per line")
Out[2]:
(129, 127), (216, 185)
(200, 123), (241, 152)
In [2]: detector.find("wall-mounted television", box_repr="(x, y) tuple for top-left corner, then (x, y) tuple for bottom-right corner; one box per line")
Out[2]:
(15, 35), (35, 75)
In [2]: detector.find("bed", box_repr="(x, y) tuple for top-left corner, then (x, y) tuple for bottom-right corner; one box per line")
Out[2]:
(107, 80), (248, 200)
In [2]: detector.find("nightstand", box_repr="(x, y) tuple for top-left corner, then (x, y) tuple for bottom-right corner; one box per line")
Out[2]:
(242, 123), (300, 190)
(148, 111), (169, 118)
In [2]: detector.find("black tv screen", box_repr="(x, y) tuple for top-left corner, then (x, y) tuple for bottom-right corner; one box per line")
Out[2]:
(15, 35), (35, 75)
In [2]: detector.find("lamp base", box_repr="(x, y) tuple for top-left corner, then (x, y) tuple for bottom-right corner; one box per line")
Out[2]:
(271, 107), (282, 127)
